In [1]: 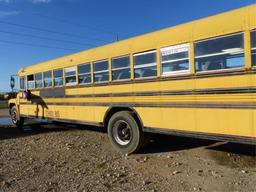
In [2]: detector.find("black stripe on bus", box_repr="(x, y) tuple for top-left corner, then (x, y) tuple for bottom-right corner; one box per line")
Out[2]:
(69, 87), (256, 98)
(19, 101), (256, 109)
(34, 86), (256, 99)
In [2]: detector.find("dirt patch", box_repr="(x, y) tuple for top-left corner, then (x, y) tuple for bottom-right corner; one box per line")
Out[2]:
(0, 109), (255, 192)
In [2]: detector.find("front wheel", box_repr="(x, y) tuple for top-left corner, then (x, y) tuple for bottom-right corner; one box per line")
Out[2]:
(10, 106), (24, 130)
(107, 111), (145, 154)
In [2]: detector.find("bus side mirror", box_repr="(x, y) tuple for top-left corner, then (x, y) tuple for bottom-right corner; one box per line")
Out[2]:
(10, 76), (15, 90)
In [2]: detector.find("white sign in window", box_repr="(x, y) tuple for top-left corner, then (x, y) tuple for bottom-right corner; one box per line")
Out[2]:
(161, 43), (190, 75)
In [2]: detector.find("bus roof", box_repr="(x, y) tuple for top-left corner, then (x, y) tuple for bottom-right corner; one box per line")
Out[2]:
(19, 4), (256, 76)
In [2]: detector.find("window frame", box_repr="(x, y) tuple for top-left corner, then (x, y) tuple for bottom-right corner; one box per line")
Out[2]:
(64, 66), (77, 86)
(133, 50), (157, 79)
(53, 68), (64, 87)
(43, 70), (53, 88)
(93, 59), (109, 83)
(111, 55), (131, 81)
(194, 32), (245, 74)
(78, 63), (91, 85)
(160, 43), (190, 76)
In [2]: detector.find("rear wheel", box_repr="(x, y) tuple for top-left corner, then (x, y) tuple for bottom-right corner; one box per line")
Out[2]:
(10, 106), (24, 130)
(107, 111), (144, 154)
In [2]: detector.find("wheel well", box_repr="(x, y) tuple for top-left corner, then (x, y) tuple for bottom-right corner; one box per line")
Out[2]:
(103, 107), (143, 129)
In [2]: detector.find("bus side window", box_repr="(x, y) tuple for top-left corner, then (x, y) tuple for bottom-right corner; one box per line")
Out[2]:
(251, 30), (256, 66)
(35, 73), (43, 89)
(65, 67), (77, 86)
(19, 76), (26, 90)
(54, 69), (63, 87)
(133, 50), (157, 79)
(44, 71), (53, 88)
(195, 33), (245, 72)
(161, 43), (190, 75)
(78, 63), (91, 84)
(27, 75), (35, 89)
(93, 60), (109, 83)
(112, 55), (130, 81)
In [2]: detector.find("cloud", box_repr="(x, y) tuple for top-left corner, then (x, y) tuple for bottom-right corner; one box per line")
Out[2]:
(0, 0), (12, 3)
(30, 0), (52, 3)
(0, 0), (52, 4)
(0, 10), (20, 18)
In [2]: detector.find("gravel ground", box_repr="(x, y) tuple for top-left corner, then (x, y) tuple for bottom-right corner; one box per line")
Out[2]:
(0, 109), (255, 192)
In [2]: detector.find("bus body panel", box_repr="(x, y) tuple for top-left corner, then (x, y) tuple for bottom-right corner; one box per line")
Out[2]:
(18, 71), (256, 139)
(11, 4), (256, 144)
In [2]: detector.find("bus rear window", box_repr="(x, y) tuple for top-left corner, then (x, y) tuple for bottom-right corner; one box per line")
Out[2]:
(195, 33), (244, 72)
(134, 50), (157, 79)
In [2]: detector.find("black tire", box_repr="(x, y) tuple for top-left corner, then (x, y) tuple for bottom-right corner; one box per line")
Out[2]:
(107, 111), (144, 154)
(10, 106), (24, 130)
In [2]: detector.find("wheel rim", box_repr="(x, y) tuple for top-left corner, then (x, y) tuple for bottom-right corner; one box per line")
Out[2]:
(112, 120), (132, 146)
(11, 109), (18, 124)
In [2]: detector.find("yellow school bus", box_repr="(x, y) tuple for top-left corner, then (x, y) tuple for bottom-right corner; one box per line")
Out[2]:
(9, 4), (256, 153)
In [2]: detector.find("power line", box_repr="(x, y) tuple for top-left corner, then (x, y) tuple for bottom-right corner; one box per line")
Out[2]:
(0, 20), (110, 43)
(0, 29), (96, 47)
(0, 39), (80, 51)
(34, 13), (116, 36)
(0, 3), (117, 37)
